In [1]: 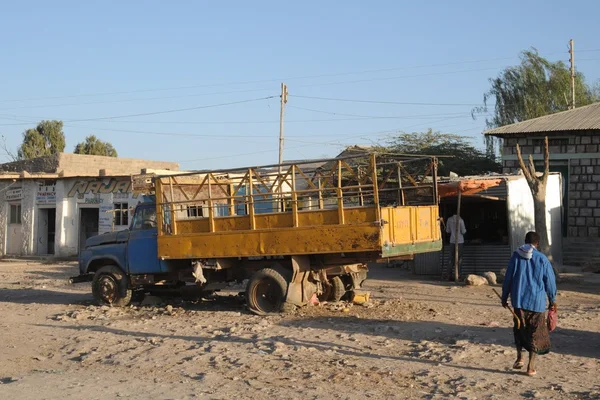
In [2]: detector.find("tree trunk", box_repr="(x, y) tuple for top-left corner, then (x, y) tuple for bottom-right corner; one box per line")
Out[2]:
(516, 136), (560, 278)
(533, 186), (551, 260)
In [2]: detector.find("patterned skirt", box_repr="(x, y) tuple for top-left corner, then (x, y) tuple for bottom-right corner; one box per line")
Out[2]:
(513, 309), (551, 355)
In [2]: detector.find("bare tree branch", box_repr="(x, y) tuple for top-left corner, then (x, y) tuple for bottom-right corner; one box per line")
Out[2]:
(516, 143), (534, 183)
(542, 136), (550, 184)
(0, 135), (18, 162)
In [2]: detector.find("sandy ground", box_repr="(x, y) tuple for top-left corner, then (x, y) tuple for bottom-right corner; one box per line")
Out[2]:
(0, 261), (599, 400)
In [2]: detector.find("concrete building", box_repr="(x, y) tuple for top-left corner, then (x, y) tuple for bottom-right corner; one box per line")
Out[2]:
(412, 173), (562, 276)
(484, 102), (600, 265)
(0, 153), (178, 257)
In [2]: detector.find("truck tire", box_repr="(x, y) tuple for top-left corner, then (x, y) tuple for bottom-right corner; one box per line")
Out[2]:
(329, 276), (346, 302)
(246, 267), (288, 315)
(318, 276), (346, 302)
(92, 265), (132, 307)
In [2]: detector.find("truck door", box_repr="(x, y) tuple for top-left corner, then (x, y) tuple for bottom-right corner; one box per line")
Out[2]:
(127, 205), (163, 274)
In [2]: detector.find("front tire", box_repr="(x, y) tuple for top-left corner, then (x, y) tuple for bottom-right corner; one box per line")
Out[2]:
(246, 268), (288, 315)
(92, 265), (132, 307)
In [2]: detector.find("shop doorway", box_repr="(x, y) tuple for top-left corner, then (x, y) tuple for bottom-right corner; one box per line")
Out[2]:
(37, 208), (56, 255)
(79, 208), (99, 253)
(6, 203), (23, 255)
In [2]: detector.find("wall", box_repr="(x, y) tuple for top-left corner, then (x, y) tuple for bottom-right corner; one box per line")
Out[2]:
(55, 177), (143, 256)
(500, 132), (599, 238)
(0, 153), (179, 176)
(57, 153), (179, 176)
(0, 176), (146, 257)
(507, 174), (562, 264)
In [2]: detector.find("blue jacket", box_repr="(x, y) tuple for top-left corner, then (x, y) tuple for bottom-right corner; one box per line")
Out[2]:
(501, 244), (557, 313)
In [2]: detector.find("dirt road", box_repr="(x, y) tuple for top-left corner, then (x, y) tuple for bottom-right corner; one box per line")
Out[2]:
(0, 261), (599, 400)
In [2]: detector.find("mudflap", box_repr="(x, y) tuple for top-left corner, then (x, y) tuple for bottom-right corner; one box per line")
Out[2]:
(284, 256), (317, 308)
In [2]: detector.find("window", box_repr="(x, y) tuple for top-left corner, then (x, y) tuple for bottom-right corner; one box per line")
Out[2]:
(186, 204), (204, 218)
(132, 206), (157, 230)
(114, 203), (129, 226)
(9, 204), (21, 224)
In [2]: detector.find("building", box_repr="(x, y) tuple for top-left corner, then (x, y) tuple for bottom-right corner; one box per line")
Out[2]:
(484, 102), (600, 265)
(412, 174), (562, 276)
(0, 153), (178, 257)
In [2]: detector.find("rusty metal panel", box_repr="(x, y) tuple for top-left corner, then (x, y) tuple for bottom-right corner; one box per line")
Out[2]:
(158, 224), (382, 259)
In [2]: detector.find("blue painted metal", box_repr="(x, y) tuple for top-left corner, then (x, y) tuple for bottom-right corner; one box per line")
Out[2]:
(78, 203), (166, 278)
(78, 230), (129, 275)
(127, 227), (163, 274)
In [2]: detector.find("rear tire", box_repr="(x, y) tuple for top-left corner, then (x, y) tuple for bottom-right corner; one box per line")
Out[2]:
(92, 265), (132, 307)
(246, 268), (288, 315)
(329, 276), (346, 302)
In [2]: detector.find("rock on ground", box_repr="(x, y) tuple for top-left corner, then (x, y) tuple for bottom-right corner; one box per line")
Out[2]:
(465, 274), (488, 286)
(481, 272), (497, 285)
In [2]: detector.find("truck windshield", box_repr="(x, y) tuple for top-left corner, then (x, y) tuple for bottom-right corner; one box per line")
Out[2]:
(132, 207), (157, 230)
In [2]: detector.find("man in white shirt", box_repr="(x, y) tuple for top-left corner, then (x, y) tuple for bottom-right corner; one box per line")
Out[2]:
(446, 214), (467, 280)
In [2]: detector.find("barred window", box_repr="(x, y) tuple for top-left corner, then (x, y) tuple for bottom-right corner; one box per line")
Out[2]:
(114, 203), (129, 226)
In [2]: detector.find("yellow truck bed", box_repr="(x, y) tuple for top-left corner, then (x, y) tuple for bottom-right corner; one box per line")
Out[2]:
(150, 153), (442, 261)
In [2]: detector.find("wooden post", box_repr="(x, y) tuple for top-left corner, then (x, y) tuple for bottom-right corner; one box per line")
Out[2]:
(337, 160), (345, 225)
(248, 169), (255, 230)
(453, 190), (462, 282)
(208, 175), (215, 233)
(168, 177), (177, 235)
(291, 165), (298, 227)
(397, 162), (404, 206)
(371, 153), (380, 221)
(318, 177), (324, 210)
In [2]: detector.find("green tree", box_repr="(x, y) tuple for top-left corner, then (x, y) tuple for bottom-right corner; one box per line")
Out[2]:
(384, 129), (501, 176)
(17, 120), (66, 159)
(481, 49), (598, 154)
(74, 135), (118, 157)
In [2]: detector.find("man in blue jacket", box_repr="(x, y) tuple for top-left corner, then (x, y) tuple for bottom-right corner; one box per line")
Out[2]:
(501, 231), (557, 376)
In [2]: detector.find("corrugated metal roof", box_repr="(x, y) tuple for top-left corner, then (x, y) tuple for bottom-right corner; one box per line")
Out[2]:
(483, 102), (600, 136)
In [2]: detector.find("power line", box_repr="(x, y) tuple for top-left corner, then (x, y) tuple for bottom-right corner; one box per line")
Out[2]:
(66, 96), (277, 122)
(295, 67), (502, 88)
(289, 95), (488, 107)
(0, 87), (276, 112)
(287, 105), (477, 119)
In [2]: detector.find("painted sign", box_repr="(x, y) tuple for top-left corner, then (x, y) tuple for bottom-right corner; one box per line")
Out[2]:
(5, 188), (22, 201)
(36, 185), (56, 204)
(68, 179), (136, 198)
(98, 204), (113, 234)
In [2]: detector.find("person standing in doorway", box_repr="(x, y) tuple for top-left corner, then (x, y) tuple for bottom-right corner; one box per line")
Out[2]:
(501, 231), (557, 377)
(446, 213), (466, 280)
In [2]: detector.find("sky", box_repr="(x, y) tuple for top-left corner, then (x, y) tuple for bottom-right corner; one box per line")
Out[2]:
(1, 0), (600, 170)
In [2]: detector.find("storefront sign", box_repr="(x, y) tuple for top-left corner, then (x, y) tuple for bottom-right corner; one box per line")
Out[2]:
(67, 179), (134, 198)
(36, 185), (56, 204)
(5, 188), (22, 201)
(98, 204), (113, 234)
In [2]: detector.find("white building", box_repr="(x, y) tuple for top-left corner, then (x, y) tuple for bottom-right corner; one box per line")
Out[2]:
(0, 153), (178, 257)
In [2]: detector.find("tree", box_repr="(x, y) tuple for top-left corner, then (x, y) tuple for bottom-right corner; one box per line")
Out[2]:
(516, 137), (559, 276)
(74, 135), (118, 157)
(384, 129), (501, 176)
(17, 120), (66, 160)
(481, 49), (598, 155)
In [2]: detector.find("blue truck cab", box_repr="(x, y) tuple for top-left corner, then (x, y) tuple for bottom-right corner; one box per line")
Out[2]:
(73, 198), (176, 306)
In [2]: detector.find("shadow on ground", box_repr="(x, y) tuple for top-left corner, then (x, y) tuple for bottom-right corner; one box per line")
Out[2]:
(0, 287), (91, 305)
(279, 316), (600, 360)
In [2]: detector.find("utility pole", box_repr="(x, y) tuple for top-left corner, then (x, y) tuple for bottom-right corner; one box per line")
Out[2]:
(278, 83), (288, 168)
(569, 39), (576, 109)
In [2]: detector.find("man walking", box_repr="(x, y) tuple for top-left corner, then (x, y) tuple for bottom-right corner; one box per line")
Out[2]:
(501, 231), (557, 376)
(446, 213), (466, 280)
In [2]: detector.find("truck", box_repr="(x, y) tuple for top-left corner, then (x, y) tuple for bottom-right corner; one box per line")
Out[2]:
(71, 152), (442, 314)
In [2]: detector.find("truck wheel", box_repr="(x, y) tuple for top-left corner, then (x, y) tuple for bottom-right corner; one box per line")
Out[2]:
(329, 276), (346, 302)
(318, 276), (346, 302)
(92, 265), (132, 307)
(246, 268), (288, 315)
